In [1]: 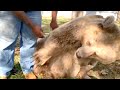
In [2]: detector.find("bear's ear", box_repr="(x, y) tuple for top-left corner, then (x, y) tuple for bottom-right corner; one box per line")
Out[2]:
(102, 16), (115, 29)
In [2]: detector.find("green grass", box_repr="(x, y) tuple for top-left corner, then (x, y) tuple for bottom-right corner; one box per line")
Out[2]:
(42, 17), (70, 33)
(9, 54), (25, 79)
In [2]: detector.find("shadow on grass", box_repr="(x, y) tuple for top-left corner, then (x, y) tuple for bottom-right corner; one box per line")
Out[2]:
(8, 63), (25, 79)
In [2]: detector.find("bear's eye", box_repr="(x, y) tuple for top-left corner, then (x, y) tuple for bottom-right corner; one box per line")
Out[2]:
(94, 31), (98, 35)
(86, 41), (91, 46)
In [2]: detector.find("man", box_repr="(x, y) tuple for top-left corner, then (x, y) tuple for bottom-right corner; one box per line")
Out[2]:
(0, 11), (58, 79)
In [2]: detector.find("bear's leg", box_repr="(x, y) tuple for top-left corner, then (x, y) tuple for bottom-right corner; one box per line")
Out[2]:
(76, 65), (94, 79)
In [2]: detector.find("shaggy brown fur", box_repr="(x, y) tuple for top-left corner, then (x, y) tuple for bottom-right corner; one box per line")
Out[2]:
(33, 15), (120, 79)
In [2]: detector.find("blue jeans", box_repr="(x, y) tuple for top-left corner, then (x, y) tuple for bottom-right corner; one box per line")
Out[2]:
(0, 11), (41, 76)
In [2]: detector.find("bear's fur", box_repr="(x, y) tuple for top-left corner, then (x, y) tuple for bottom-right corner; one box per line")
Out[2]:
(33, 15), (120, 79)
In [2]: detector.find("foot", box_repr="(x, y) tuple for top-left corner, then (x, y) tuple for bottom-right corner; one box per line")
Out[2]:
(24, 72), (37, 79)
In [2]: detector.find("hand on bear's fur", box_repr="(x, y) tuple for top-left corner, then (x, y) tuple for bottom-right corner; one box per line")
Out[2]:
(32, 25), (45, 38)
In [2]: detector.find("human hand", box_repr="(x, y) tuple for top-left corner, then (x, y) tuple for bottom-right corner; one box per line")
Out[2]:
(50, 20), (58, 30)
(32, 25), (44, 38)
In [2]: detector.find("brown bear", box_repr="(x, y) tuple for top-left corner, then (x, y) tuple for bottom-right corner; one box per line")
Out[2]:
(33, 15), (120, 79)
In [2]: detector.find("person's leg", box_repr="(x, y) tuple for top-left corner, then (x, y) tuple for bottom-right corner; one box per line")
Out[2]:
(20, 11), (42, 79)
(0, 11), (21, 78)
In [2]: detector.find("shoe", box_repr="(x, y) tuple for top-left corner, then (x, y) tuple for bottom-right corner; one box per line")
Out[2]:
(0, 76), (7, 79)
(24, 72), (37, 79)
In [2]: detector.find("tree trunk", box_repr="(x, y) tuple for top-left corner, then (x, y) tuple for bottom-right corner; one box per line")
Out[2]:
(116, 11), (120, 23)
(71, 11), (84, 19)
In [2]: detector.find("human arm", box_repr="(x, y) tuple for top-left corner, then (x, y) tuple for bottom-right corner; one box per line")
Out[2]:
(12, 11), (44, 38)
(50, 11), (58, 30)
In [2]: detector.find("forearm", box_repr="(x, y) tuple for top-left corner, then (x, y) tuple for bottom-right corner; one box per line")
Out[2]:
(12, 11), (35, 29)
(51, 11), (57, 21)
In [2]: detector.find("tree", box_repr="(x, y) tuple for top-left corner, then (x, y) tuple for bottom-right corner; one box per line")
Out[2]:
(71, 11), (84, 19)
(116, 11), (120, 23)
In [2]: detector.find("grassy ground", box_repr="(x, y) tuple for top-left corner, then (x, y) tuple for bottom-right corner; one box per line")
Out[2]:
(8, 17), (120, 79)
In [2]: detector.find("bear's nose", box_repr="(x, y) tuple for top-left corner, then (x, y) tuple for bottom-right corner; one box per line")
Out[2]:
(76, 51), (81, 59)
